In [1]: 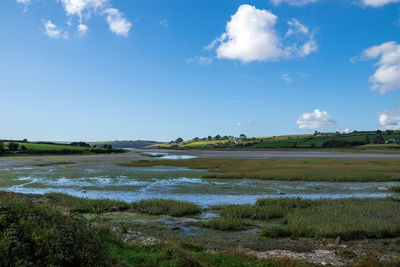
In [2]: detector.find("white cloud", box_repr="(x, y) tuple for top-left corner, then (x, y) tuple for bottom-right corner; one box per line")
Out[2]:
(58, 0), (109, 18)
(282, 74), (292, 83)
(271, 0), (320, 5)
(207, 5), (317, 63)
(356, 41), (400, 94)
(16, 0), (30, 11)
(20, 0), (131, 37)
(286, 18), (309, 37)
(378, 106), (400, 130)
(77, 23), (89, 36)
(104, 8), (131, 37)
(43, 20), (69, 39)
(362, 0), (400, 7)
(187, 56), (213, 65)
(296, 109), (336, 130)
(159, 19), (168, 27)
(342, 128), (350, 134)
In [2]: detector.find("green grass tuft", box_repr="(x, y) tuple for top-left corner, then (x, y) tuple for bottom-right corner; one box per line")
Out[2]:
(46, 193), (130, 213)
(132, 199), (201, 217)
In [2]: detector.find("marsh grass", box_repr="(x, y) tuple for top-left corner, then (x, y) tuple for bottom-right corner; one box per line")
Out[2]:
(211, 198), (400, 240)
(390, 186), (400, 193)
(46, 193), (130, 213)
(46, 193), (201, 217)
(123, 158), (400, 182)
(202, 217), (247, 231)
(132, 199), (201, 217)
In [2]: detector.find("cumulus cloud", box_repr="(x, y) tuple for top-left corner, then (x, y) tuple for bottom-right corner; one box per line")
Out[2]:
(187, 56), (213, 65)
(296, 109), (336, 130)
(58, 0), (109, 18)
(362, 0), (400, 7)
(104, 8), (132, 37)
(271, 0), (320, 5)
(43, 20), (69, 39)
(77, 23), (89, 36)
(378, 106), (400, 130)
(355, 41), (400, 94)
(207, 5), (317, 63)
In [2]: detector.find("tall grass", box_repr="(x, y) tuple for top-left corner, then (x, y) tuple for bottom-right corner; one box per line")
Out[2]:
(46, 193), (130, 213)
(132, 199), (201, 217)
(390, 186), (400, 193)
(123, 158), (400, 182)
(46, 193), (201, 216)
(202, 217), (247, 231)
(210, 198), (400, 240)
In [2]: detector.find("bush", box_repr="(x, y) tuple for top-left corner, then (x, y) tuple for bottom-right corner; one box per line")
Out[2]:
(6, 142), (19, 151)
(0, 198), (107, 266)
(322, 140), (365, 148)
(132, 199), (201, 217)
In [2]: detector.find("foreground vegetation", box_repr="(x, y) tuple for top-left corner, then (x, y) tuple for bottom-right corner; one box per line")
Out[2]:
(206, 198), (400, 240)
(0, 194), (310, 267)
(123, 158), (400, 182)
(151, 130), (400, 150)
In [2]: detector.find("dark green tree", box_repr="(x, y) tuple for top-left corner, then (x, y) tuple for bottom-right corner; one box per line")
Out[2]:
(373, 134), (384, 144)
(0, 141), (4, 153)
(7, 142), (19, 151)
(364, 135), (370, 144)
(239, 134), (247, 139)
(175, 138), (184, 143)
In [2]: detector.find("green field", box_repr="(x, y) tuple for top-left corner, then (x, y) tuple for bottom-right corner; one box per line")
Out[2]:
(2, 142), (89, 151)
(123, 158), (400, 182)
(151, 131), (400, 150)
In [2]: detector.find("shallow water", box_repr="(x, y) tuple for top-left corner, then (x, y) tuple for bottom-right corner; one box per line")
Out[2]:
(0, 162), (398, 206)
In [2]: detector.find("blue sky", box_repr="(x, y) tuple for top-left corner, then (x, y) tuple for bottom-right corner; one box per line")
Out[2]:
(1, 0), (400, 141)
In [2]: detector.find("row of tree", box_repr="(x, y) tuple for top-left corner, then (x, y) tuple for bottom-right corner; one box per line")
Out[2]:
(173, 134), (248, 144)
(0, 142), (27, 153)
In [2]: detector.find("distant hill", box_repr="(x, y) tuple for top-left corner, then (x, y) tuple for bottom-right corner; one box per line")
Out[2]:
(90, 140), (163, 149)
(150, 130), (400, 150)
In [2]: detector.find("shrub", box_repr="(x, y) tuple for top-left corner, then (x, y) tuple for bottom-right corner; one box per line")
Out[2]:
(0, 198), (107, 266)
(6, 142), (19, 151)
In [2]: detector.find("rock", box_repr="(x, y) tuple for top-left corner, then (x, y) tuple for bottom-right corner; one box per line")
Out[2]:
(336, 236), (342, 245)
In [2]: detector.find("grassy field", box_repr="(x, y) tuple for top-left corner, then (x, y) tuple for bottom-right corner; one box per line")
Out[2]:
(151, 131), (400, 150)
(122, 158), (400, 182)
(2, 142), (89, 151)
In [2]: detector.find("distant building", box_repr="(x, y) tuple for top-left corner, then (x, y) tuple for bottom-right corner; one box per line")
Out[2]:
(385, 139), (399, 144)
